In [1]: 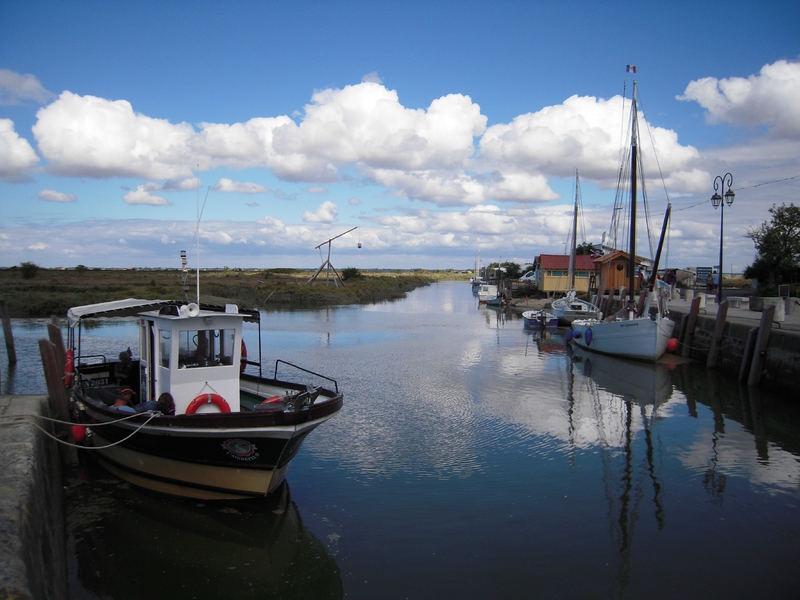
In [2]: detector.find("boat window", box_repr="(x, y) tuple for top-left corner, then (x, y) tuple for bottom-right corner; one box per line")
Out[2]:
(178, 328), (235, 368)
(159, 330), (171, 368)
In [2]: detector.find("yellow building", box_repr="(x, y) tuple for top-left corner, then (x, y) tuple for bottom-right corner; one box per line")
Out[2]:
(536, 254), (597, 297)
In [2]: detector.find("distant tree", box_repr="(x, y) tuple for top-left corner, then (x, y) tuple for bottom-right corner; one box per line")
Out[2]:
(744, 203), (800, 289)
(575, 242), (594, 255)
(488, 262), (522, 279)
(19, 261), (39, 279)
(502, 262), (522, 279)
(75, 264), (88, 274)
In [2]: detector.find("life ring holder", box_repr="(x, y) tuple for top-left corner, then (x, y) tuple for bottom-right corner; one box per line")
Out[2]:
(186, 393), (231, 415)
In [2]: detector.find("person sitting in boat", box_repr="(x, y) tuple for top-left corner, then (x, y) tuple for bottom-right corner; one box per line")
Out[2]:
(132, 392), (176, 415)
(110, 387), (136, 413)
(114, 348), (134, 386)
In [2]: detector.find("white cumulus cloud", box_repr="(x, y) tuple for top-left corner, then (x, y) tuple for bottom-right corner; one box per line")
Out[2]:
(38, 189), (76, 202)
(256, 215), (287, 234)
(678, 59), (800, 138)
(480, 94), (701, 192)
(212, 178), (268, 193)
(123, 186), (171, 205)
(0, 119), (39, 181)
(34, 91), (197, 179)
(302, 200), (339, 223)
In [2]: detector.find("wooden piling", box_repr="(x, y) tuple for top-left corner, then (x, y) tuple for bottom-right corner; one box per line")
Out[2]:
(747, 305), (776, 387)
(738, 327), (759, 383)
(706, 300), (729, 368)
(0, 300), (16, 365)
(680, 296), (702, 359)
(38, 339), (76, 464)
(47, 320), (66, 376)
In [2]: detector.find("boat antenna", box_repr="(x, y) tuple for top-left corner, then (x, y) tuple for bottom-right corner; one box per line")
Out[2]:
(196, 168), (200, 303)
(189, 170), (212, 304)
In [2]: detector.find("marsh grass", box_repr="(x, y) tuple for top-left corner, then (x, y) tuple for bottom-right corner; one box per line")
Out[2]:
(0, 267), (467, 318)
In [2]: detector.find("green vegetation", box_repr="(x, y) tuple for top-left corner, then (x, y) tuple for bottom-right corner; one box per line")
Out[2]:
(0, 267), (467, 318)
(19, 261), (40, 279)
(341, 267), (362, 281)
(745, 203), (800, 296)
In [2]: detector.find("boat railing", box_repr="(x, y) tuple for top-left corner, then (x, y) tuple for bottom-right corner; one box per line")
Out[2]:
(75, 353), (110, 367)
(273, 359), (339, 394)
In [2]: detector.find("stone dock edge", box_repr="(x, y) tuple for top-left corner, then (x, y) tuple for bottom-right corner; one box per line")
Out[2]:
(0, 395), (67, 600)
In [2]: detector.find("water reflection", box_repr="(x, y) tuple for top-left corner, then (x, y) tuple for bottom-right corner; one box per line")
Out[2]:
(3, 283), (800, 598)
(67, 460), (342, 600)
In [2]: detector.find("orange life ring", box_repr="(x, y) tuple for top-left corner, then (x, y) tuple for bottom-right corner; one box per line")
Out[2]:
(64, 348), (74, 387)
(186, 393), (231, 415)
(240, 339), (247, 373)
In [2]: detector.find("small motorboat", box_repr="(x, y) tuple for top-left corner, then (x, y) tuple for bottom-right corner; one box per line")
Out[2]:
(522, 309), (559, 329)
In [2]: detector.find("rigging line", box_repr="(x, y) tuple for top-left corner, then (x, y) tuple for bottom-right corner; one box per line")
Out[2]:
(674, 175), (800, 212)
(738, 174), (800, 190)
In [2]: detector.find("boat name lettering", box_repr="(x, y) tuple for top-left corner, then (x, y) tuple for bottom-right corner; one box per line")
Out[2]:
(621, 322), (639, 328)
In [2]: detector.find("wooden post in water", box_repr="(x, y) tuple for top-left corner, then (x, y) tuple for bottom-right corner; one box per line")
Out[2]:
(747, 305), (775, 387)
(38, 339), (77, 463)
(47, 320), (66, 378)
(738, 327), (759, 383)
(0, 300), (16, 365)
(706, 300), (729, 368)
(680, 296), (702, 359)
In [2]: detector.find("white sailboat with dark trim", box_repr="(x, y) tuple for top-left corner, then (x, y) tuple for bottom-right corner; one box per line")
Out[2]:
(551, 170), (602, 325)
(67, 298), (343, 500)
(568, 81), (674, 362)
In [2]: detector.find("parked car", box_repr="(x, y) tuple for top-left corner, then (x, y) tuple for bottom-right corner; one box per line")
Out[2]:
(519, 271), (537, 284)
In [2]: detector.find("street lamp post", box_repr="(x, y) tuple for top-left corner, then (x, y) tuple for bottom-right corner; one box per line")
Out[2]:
(710, 173), (735, 305)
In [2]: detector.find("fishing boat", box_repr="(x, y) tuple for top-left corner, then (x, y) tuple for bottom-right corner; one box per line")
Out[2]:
(568, 81), (674, 362)
(66, 298), (343, 500)
(522, 309), (559, 329)
(477, 283), (499, 304)
(551, 170), (602, 325)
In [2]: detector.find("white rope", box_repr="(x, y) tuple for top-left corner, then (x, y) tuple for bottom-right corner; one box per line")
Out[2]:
(0, 411), (161, 450)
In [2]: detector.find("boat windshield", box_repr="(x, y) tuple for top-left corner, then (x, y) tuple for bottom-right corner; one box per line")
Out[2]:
(178, 328), (236, 368)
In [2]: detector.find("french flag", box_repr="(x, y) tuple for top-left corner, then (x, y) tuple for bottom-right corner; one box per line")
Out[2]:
(626, 65), (637, 73)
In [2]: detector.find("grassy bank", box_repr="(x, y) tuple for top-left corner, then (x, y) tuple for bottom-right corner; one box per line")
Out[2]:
(0, 266), (469, 318)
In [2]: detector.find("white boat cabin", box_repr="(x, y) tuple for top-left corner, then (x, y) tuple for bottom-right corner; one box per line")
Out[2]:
(138, 303), (245, 414)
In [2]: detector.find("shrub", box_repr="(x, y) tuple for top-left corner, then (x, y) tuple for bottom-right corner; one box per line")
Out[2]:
(341, 267), (362, 281)
(20, 261), (40, 279)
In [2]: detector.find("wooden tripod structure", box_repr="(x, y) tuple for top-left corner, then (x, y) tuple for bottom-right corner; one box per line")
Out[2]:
(307, 227), (358, 286)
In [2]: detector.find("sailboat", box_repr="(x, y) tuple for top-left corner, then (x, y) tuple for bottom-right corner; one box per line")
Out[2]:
(568, 81), (675, 362)
(470, 251), (483, 291)
(551, 170), (602, 325)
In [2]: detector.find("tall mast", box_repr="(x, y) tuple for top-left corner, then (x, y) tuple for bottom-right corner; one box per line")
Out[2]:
(628, 84), (638, 305)
(568, 170), (579, 290)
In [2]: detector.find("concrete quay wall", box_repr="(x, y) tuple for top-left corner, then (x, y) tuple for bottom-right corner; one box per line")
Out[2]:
(668, 303), (800, 394)
(0, 395), (67, 600)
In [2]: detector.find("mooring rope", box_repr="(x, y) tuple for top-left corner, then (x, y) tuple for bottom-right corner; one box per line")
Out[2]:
(0, 411), (161, 450)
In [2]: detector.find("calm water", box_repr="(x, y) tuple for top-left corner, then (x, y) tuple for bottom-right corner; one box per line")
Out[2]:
(3, 281), (800, 599)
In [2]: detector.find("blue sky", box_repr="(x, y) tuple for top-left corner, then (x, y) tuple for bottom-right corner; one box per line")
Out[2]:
(1, 0), (799, 272)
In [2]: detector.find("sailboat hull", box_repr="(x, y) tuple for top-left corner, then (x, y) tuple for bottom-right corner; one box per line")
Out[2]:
(570, 316), (674, 362)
